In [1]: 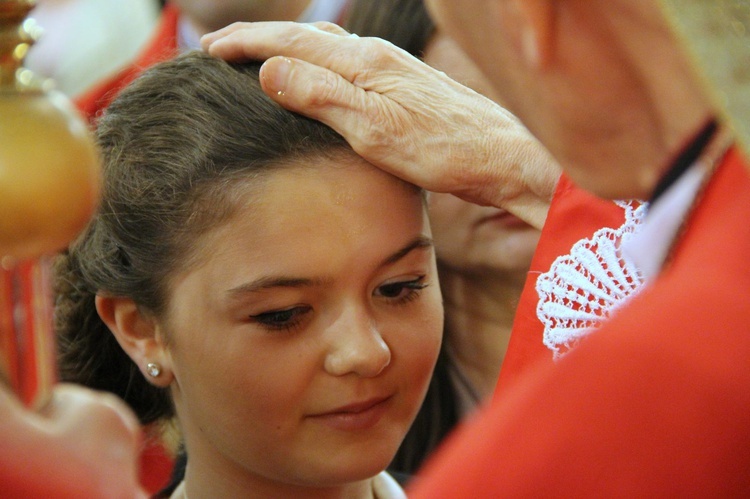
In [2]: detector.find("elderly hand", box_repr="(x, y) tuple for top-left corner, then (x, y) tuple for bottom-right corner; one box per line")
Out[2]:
(202, 22), (559, 229)
(0, 382), (146, 498)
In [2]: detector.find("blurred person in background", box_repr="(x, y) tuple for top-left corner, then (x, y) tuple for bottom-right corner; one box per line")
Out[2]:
(24, 0), (160, 97)
(76, 0), (350, 120)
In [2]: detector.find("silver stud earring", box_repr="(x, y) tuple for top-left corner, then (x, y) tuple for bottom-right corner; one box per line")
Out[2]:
(146, 362), (161, 378)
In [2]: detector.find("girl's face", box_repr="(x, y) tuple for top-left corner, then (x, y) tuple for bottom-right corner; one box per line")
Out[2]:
(158, 155), (442, 493)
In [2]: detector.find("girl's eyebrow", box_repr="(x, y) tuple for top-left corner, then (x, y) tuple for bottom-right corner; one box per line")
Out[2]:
(226, 276), (330, 297)
(378, 235), (434, 267)
(225, 235), (434, 298)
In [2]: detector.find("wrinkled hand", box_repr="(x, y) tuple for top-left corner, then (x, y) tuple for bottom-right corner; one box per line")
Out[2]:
(202, 22), (560, 229)
(0, 383), (146, 498)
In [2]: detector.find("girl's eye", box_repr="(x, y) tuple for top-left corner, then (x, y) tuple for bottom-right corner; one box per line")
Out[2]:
(249, 305), (311, 332)
(375, 276), (429, 304)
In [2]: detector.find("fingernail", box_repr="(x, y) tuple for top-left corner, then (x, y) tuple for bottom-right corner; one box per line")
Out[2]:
(262, 57), (293, 96)
(199, 33), (212, 50)
(201, 34), (222, 53)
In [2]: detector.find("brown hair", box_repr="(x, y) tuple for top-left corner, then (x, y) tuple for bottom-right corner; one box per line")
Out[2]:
(55, 51), (349, 424)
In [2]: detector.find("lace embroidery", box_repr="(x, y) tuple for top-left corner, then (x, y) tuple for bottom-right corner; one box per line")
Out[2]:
(536, 201), (647, 359)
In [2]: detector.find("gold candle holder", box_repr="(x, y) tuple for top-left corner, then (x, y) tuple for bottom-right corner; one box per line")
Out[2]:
(0, 0), (101, 409)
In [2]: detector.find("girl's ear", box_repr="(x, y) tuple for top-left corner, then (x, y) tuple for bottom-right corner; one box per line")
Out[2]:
(511, 0), (556, 69)
(95, 295), (174, 387)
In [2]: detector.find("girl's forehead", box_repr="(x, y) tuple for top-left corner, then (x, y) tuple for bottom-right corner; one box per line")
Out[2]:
(175, 154), (426, 264)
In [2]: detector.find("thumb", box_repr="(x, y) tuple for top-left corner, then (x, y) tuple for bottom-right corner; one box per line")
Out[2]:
(259, 56), (373, 151)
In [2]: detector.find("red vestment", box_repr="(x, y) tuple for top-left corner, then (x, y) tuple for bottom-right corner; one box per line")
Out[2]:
(496, 174), (631, 397)
(409, 147), (750, 496)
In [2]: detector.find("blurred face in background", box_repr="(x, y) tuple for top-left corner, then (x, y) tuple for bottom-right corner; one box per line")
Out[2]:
(422, 32), (541, 275)
(172, 0), (311, 32)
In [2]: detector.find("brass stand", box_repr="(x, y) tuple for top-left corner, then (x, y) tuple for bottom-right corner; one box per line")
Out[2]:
(0, 0), (101, 408)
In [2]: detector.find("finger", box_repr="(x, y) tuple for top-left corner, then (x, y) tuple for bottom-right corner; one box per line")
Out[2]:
(0, 382), (26, 420)
(29, 384), (144, 497)
(56, 389), (142, 494)
(259, 56), (374, 151)
(258, 55), (444, 196)
(200, 21), (256, 49)
(309, 21), (351, 36)
(45, 383), (141, 437)
(204, 21), (366, 76)
(201, 21), (349, 50)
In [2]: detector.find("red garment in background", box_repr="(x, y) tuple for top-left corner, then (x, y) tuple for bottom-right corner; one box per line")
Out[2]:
(74, 4), (180, 121)
(409, 148), (750, 496)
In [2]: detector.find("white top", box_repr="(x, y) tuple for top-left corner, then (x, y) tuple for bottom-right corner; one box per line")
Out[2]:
(373, 471), (408, 499)
(169, 471), (405, 498)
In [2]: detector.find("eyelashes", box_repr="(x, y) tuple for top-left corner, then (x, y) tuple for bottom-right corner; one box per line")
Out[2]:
(374, 276), (428, 304)
(248, 276), (429, 333)
(249, 305), (312, 333)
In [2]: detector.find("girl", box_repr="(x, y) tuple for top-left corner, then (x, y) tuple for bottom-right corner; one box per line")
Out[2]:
(55, 51), (443, 498)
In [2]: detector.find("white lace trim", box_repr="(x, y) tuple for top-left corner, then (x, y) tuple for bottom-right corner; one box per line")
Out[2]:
(536, 201), (647, 359)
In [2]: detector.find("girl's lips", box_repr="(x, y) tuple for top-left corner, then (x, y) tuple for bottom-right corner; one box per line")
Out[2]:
(308, 396), (392, 431)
